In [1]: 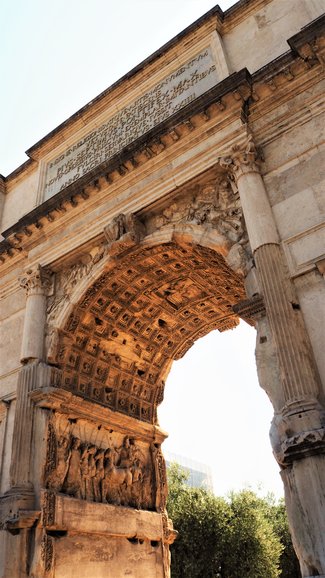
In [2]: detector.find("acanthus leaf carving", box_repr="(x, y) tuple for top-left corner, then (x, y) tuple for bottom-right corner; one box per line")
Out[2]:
(218, 134), (263, 181)
(19, 264), (53, 297)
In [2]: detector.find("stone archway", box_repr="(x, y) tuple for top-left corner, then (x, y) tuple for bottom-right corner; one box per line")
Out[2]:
(29, 168), (253, 577)
(1, 4), (325, 575)
(3, 140), (325, 578)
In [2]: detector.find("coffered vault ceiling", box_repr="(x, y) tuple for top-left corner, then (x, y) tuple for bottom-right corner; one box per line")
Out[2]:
(56, 241), (245, 424)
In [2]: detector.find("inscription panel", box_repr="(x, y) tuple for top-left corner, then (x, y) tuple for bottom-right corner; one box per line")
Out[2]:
(44, 48), (218, 199)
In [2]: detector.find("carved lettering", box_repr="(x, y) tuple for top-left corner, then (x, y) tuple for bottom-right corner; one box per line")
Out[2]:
(44, 49), (218, 199)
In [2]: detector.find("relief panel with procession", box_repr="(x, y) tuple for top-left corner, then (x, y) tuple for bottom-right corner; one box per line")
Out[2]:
(43, 414), (167, 512)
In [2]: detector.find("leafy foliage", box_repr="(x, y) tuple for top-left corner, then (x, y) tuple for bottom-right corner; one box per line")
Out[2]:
(167, 463), (301, 578)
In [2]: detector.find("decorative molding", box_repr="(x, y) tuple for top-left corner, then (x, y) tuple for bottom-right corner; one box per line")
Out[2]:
(40, 489), (164, 540)
(30, 387), (167, 444)
(232, 293), (265, 322)
(41, 532), (54, 573)
(218, 134), (263, 181)
(282, 222), (325, 278)
(0, 69), (252, 269)
(19, 264), (53, 297)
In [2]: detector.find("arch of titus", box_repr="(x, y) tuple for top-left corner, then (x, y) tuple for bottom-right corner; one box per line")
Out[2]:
(0, 0), (325, 576)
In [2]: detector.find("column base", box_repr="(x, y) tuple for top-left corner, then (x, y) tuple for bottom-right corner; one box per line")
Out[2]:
(0, 485), (36, 532)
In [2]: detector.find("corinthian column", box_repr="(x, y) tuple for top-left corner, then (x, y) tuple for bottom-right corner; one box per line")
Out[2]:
(219, 136), (325, 577)
(219, 136), (322, 411)
(8, 266), (52, 495)
(19, 265), (52, 363)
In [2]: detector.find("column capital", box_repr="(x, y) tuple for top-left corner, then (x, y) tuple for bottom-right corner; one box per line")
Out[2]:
(218, 135), (263, 181)
(19, 264), (53, 297)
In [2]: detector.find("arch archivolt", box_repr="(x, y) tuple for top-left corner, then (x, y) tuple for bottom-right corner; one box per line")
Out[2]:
(45, 166), (251, 425)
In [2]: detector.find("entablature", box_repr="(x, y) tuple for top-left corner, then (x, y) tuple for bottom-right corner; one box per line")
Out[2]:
(0, 14), (324, 274)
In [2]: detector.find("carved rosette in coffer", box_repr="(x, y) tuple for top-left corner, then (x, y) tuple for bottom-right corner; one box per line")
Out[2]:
(43, 414), (167, 512)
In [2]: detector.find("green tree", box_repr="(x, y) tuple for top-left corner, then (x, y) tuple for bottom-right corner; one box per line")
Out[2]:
(167, 463), (232, 578)
(167, 464), (300, 578)
(221, 490), (282, 578)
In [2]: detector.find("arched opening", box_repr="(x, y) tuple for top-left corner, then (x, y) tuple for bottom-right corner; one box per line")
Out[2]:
(159, 321), (283, 497)
(37, 168), (285, 577)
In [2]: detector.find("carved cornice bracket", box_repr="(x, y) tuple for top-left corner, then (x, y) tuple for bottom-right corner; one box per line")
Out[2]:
(2, 509), (40, 534)
(232, 293), (265, 323)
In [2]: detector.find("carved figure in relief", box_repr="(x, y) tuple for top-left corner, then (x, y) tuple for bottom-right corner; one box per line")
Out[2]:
(104, 213), (145, 247)
(102, 447), (132, 505)
(152, 176), (246, 253)
(102, 448), (112, 504)
(63, 437), (82, 498)
(117, 436), (133, 468)
(130, 459), (144, 509)
(88, 444), (97, 501)
(45, 423), (156, 510)
(46, 435), (70, 492)
(80, 444), (91, 500)
(93, 448), (105, 502)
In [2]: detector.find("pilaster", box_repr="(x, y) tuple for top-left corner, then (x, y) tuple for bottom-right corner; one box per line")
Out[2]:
(219, 135), (323, 418)
(1, 266), (54, 517)
(219, 134), (325, 576)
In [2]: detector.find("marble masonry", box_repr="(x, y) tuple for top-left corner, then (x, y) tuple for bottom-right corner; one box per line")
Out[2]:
(0, 0), (325, 576)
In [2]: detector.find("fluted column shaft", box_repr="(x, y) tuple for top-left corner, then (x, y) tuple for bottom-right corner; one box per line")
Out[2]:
(254, 244), (320, 403)
(220, 136), (321, 407)
(20, 266), (51, 363)
(220, 136), (325, 577)
(9, 266), (52, 490)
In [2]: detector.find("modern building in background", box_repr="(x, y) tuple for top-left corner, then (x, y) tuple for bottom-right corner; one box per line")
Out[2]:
(165, 451), (214, 491)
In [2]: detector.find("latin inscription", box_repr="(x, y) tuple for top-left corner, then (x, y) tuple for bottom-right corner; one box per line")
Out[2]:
(44, 48), (218, 199)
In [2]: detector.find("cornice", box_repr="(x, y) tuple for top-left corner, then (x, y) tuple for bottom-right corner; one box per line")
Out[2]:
(0, 69), (252, 267)
(2, 1), (286, 183)
(30, 387), (168, 443)
(0, 14), (324, 272)
(0, 176), (5, 195)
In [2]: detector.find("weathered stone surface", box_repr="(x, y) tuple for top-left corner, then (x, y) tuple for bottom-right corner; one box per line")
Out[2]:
(0, 2), (325, 577)
(44, 48), (219, 200)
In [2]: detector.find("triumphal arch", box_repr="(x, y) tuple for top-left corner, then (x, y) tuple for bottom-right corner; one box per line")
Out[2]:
(0, 0), (324, 576)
